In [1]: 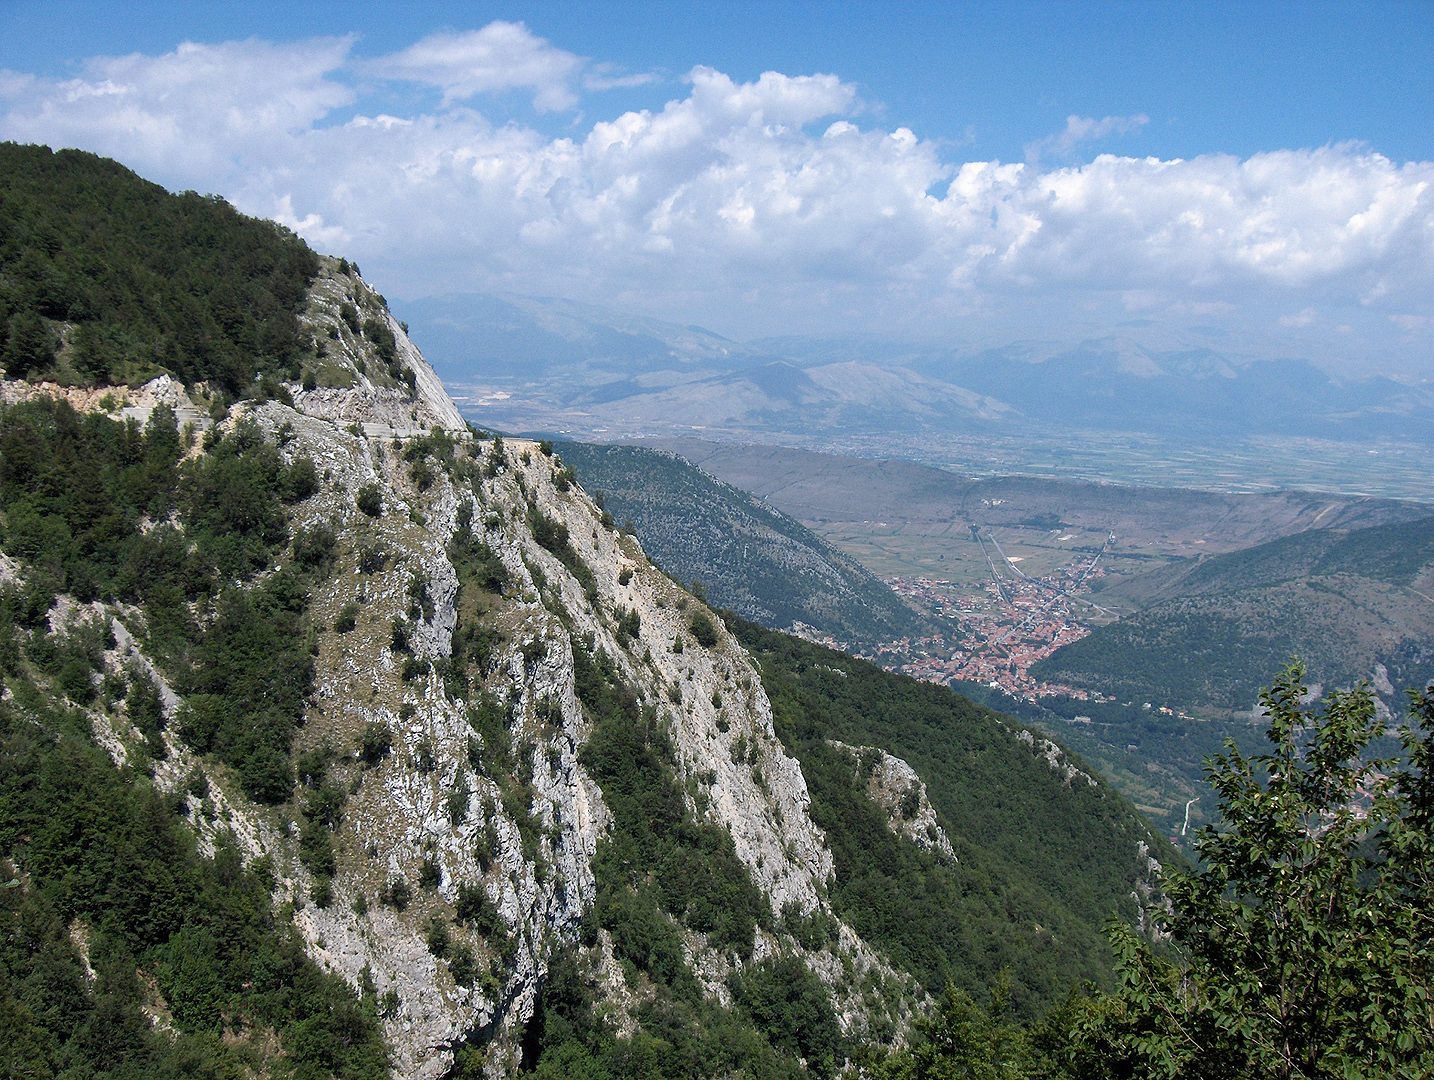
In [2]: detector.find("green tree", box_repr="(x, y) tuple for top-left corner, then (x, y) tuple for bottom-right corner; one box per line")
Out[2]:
(1068, 661), (1434, 1080)
(876, 980), (1034, 1080)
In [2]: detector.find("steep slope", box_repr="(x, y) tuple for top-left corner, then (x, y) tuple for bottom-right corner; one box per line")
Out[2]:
(0, 146), (1178, 1079)
(552, 440), (935, 649)
(726, 616), (1173, 1018)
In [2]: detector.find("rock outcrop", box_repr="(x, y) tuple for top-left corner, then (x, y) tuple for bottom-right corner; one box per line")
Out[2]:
(38, 258), (910, 1077)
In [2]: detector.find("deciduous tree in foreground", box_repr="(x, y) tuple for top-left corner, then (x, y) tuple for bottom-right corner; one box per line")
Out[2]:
(881, 662), (1434, 1079)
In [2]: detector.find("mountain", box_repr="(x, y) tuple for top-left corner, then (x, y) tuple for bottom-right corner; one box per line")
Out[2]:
(1031, 516), (1434, 714)
(397, 293), (1434, 451)
(0, 145), (1174, 1079)
(550, 440), (936, 649)
(397, 292), (766, 384)
(928, 338), (1434, 441)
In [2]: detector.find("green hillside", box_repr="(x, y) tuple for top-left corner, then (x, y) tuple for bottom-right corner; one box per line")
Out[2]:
(1112, 514), (1434, 602)
(0, 142), (317, 392)
(0, 398), (386, 1079)
(556, 440), (934, 648)
(725, 614), (1175, 1018)
(1033, 517), (1434, 717)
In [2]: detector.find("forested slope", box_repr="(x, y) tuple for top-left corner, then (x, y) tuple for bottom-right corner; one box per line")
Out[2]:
(1033, 517), (1434, 711)
(556, 440), (934, 648)
(725, 615), (1175, 1018)
(0, 398), (388, 1078)
(0, 142), (317, 391)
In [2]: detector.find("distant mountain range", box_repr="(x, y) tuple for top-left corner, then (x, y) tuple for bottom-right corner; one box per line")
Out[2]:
(400, 292), (1434, 444)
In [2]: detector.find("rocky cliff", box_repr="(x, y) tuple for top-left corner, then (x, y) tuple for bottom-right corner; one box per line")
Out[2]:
(0, 150), (1174, 1080)
(45, 258), (927, 1077)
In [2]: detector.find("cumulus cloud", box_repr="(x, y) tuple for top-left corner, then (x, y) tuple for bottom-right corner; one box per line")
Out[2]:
(1025, 113), (1149, 162)
(1, 31), (1431, 364)
(366, 22), (583, 112)
(0, 37), (354, 185)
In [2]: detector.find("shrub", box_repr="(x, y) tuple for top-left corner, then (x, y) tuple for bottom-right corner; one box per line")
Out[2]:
(455, 883), (507, 941)
(449, 945), (476, 987)
(425, 917), (450, 958)
(419, 856), (442, 890)
(689, 611), (719, 648)
(280, 457), (320, 501)
(385, 876), (410, 911)
(359, 722), (393, 766)
(356, 484), (382, 517)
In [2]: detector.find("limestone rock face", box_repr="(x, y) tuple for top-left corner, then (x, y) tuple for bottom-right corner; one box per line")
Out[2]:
(35, 260), (909, 1078)
(828, 741), (956, 862)
(1016, 728), (1098, 787)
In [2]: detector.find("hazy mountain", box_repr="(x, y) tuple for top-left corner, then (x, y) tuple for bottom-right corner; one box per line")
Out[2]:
(400, 292), (1434, 445)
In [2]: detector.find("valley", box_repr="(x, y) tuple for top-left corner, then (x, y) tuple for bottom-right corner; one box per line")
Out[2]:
(536, 435), (1434, 847)
(5, 2), (1434, 1069)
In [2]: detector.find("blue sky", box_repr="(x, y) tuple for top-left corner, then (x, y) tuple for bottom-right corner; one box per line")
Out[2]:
(7, 1), (1432, 162)
(2, 1), (1432, 372)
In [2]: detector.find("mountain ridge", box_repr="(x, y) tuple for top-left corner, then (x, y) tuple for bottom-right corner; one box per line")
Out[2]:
(0, 145), (1172, 1079)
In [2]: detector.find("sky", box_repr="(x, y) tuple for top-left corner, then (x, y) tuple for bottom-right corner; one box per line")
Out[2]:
(2, 1), (1432, 374)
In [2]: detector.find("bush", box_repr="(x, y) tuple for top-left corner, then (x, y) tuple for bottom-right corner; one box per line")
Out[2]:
(356, 484), (382, 517)
(385, 876), (410, 911)
(419, 856), (442, 890)
(293, 523), (336, 574)
(456, 882), (507, 941)
(689, 611), (719, 648)
(280, 457), (320, 501)
(449, 945), (476, 987)
(425, 917), (450, 958)
(359, 722), (393, 766)
(616, 608), (641, 648)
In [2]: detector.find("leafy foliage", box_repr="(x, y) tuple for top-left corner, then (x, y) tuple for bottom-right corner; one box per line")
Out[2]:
(1060, 663), (1434, 1079)
(0, 643), (386, 1078)
(730, 955), (844, 1077)
(500, 946), (810, 1080)
(0, 398), (317, 801)
(443, 500), (508, 698)
(0, 143), (318, 392)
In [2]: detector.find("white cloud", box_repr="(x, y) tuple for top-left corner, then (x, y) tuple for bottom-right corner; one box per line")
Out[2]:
(0, 38), (354, 185)
(1025, 113), (1149, 162)
(1, 33), (1431, 365)
(583, 65), (659, 92)
(366, 22), (583, 112)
